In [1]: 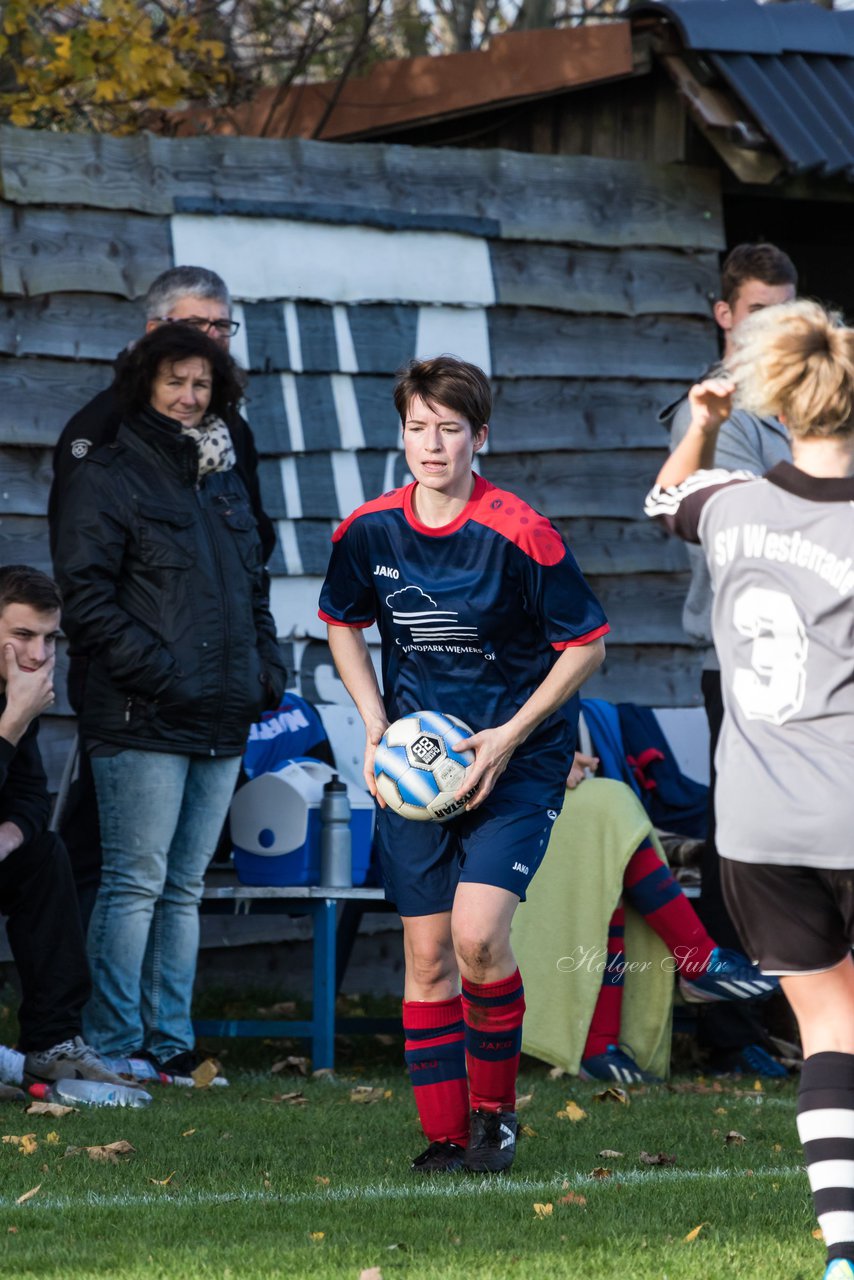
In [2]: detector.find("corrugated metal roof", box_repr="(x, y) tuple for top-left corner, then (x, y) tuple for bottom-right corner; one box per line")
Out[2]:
(631, 0), (854, 179)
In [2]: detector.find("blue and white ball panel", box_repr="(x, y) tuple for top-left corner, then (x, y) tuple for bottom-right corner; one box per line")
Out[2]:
(374, 711), (475, 822)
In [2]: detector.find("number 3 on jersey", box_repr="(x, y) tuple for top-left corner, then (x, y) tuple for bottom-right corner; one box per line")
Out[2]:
(731, 587), (809, 725)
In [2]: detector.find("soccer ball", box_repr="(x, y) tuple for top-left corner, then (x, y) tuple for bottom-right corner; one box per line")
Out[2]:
(374, 710), (476, 822)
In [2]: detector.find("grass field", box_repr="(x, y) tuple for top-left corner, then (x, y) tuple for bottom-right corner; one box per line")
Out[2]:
(0, 992), (821, 1280)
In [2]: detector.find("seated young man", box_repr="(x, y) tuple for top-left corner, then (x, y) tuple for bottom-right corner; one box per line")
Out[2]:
(0, 565), (125, 1087)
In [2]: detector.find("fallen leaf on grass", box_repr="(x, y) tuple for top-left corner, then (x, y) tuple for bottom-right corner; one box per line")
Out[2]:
(558, 1191), (587, 1207)
(7, 1226), (17, 1233)
(44, 1133), (60, 1146)
(15, 1185), (41, 1205)
(311, 1068), (336, 1082)
(359, 1270), (383, 1280)
(65, 1140), (135, 1164)
(2, 1134), (38, 1156)
(257, 1001), (297, 1017)
(725, 1131), (747, 1146)
(309, 1231), (325, 1242)
(813, 1229), (824, 1240)
(271, 1056), (308, 1076)
(349, 1086), (388, 1105)
(598, 1149), (624, 1159)
(516, 1093), (533, 1110)
(521, 1125), (537, 1138)
(191, 1059), (220, 1089)
(772, 1143), (782, 1153)
(556, 1101), (587, 1122)
(713, 1106), (728, 1116)
(149, 1172), (176, 1186)
(315, 1176), (330, 1186)
(683, 1222), (709, 1243)
(374, 1034), (395, 1046)
(181, 1129), (196, 1138)
(533, 1203), (553, 1218)
(590, 1167), (612, 1180)
(25, 1102), (74, 1118)
(262, 1092), (308, 1106)
(639, 1151), (677, 1166)
(593, 1087), (629, 1106)
(548, 1066), (566, 1080)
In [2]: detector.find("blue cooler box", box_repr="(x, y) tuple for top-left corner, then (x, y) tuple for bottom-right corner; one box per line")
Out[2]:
(230, 758), (374, 887)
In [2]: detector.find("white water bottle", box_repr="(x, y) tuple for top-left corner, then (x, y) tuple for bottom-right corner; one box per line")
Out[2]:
(320, 773), (351, 887)
(29, 1078), (152, 1108)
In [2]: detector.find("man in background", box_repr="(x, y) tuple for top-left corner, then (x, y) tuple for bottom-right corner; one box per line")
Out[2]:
(659, 242), (797, 1076)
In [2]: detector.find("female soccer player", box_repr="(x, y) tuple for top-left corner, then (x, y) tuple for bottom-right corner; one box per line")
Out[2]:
(645, 300), (854, 1280)
(319, 356), (607, 1173)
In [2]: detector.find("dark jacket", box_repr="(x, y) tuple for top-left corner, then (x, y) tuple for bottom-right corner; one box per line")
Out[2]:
(0, 700), (50, 846)
(53, 408), (287, 757)
(49, 379), (276, 563)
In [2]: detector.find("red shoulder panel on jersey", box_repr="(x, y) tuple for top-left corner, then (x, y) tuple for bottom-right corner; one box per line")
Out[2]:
(470, 480), (566, 566)
(318, 609), (374, 629)
(332, 486), (408, 543)
(551, 623), (610, 650)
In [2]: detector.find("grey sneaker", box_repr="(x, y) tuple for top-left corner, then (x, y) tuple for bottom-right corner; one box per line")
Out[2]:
(24, 1036), (129, 1087)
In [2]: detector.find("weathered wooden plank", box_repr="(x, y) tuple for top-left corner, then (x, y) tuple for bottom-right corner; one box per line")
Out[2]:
(244, 301), (289, 373)
(490, 244), (718, 317)
(0, 294), (138, 360)
(259, 452), (411, 519)
(489, 311), (716, 381)
(484, 450), (666, 519)
(559, 518), (688, 575)
(0, 204), (171, 298)
(0, 128), (724, 249)
(0, 447), (54, 515)
(489, 378), (684, 452)
(348, 304), (418, 374)
(0, 358), (109, 447)
(284, 636), (704, 710)
(0, 514), (53, 572)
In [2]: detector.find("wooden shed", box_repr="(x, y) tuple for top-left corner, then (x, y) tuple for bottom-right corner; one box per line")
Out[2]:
(0, 118), (726, 782)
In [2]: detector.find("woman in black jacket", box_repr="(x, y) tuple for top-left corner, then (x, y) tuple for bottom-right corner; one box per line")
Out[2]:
(53, 327), (286, 1074)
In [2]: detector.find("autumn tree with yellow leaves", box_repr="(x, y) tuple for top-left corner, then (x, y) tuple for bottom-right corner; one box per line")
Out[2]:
(0, 0), (230, 132)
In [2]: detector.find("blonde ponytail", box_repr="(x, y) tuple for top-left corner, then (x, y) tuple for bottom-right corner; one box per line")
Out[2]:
(727, 299), (854, 438)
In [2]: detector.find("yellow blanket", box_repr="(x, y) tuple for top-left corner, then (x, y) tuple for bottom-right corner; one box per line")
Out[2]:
(511, 778), (673, 1080)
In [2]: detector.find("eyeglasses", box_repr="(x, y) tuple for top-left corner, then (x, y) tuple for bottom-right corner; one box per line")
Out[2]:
(155, 316), (241, 337)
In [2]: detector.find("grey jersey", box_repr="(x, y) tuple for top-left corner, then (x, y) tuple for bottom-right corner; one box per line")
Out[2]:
(661, 381), (791, 667)
(646, 462), (854, 868)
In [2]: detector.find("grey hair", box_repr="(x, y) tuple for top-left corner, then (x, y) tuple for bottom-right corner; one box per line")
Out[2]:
(143, 266), (231, 321)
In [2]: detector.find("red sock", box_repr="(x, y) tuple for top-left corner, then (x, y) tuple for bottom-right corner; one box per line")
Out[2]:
(460, 968), (525, 1113)
(403, 996), (469, 1146)
(582, 905), (625, 1061)
(622, 839), (715, 976)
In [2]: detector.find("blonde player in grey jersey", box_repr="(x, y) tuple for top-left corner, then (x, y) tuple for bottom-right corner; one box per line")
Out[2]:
(645, 299), (854, 1280)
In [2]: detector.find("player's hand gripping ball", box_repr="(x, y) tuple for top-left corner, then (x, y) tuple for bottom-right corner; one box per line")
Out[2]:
(373, 711), (476, 821)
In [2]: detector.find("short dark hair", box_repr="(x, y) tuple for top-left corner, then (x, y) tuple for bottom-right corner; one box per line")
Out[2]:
(0, 565), (62, 617)
(393, 356), (491, 431)
(721, 243), (798, 306)
(115, 325), (246, 420)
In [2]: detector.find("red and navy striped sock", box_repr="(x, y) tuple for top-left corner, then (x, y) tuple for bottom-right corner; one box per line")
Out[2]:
(583, 906), (626, 1061)
(461, 968), (525, 1113)
(403, 996), (469, 1146)
(797, 1051), (854, 1265)
(622, 839), (715, 976)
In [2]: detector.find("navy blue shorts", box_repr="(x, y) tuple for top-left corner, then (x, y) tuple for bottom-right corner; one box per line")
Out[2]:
(375, 791), (561, 917)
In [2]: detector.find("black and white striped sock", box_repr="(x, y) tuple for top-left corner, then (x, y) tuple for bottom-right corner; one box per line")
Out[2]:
(797, 1051), (854, 1265)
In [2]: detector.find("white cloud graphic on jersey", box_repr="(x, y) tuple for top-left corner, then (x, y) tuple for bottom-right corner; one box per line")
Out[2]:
(386, 585), (481, 645)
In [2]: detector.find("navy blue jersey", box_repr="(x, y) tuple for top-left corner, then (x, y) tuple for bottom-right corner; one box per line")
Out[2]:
(319, 474), (608, 803)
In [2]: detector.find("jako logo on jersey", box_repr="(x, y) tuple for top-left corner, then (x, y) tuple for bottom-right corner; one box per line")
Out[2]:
(374, 565), (399, 579)
(512, 861), (529, 875)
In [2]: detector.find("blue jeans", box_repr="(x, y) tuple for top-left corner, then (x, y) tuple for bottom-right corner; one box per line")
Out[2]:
(86, 751), (241, 1059)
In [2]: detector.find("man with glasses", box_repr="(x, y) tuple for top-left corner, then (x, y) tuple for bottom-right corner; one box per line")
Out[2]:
(48, 265), (277, 929)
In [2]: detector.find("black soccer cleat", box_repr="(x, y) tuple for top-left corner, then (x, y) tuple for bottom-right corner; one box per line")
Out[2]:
(463, 1109), (518, 1173)
(410, 1140), (466, 1174)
